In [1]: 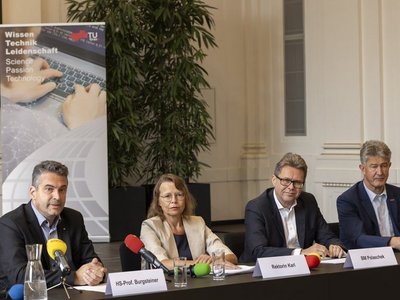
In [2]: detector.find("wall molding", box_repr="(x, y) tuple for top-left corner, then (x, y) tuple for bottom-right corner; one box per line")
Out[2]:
(321, 142), (361, 156)
(321, 182), (353, 188)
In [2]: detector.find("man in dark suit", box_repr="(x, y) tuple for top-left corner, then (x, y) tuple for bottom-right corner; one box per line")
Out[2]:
(0, 160), (107, 292)
(241, 153), (345, 262)
(337, 140), (400, 250)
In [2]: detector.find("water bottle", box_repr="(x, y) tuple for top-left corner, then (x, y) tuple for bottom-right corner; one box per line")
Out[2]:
(24, 244), (47, 300)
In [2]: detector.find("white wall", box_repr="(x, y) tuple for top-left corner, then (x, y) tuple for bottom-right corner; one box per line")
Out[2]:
(3, 0), (400, 223)
(199, 0), (272, 220)
(203, 0), (400, 222)
(303, 0), (400, 221)
(2, 0), (68, 23)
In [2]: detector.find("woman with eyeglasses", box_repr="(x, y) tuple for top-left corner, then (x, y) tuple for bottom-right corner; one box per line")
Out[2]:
(241, 152), (346, 262)
(140, 173), (238, 271)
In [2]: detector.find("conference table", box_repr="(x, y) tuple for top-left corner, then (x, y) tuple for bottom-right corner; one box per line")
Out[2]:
(49, 253), (400, 300)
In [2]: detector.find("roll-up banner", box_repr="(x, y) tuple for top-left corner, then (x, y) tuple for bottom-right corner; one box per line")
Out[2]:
(0, 23), (109, 241)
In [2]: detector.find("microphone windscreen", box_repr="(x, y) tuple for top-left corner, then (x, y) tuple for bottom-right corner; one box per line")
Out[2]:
(193, 263), (211, 277)
(8, 284), (23, 300)
(124, 234), (144, 254)
(305, 253), (321, 269)
(47, 238), (67, 260)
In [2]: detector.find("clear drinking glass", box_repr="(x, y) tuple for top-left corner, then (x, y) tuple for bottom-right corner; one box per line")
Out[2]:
(24, 244), (47, 300)
(173, 257), (188, 287)
(212, 250), (225, 280)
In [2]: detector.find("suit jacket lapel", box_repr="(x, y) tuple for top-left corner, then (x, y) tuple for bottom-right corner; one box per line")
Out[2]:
(24, 202), (47, 244)
(162, 219), (180, 259)
(24, 202), (51, 268)
(183, 217), (205, 259)
(386, 186), (400, 234)
(267, 189), (286, 244)
(295, 196), (306, 247)
(57, 216), (75, 267)
(57, 217), (70, 246)
(358, 183), (380, 231)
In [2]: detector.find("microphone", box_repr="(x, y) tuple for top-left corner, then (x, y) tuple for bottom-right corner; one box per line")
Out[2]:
(46, 238), (71, 276)
(7, 284), (23, 300)
(305, 253), (321, 269)
(188, 263), (211, 278)
(124, 234), (171, 275)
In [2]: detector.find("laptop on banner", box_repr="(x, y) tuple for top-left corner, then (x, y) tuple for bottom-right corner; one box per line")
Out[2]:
(26, 23), (106, 121)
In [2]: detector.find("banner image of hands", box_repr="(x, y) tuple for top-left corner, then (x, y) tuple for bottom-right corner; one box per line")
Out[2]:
(0, 23), (109, 241)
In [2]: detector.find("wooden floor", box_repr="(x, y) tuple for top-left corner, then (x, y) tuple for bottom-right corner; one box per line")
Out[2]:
(93, 221), (245, 273)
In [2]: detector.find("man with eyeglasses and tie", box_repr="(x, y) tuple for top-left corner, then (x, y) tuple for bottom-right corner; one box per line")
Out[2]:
(241, 152), (345, 262)
(337, 140), (400, 250)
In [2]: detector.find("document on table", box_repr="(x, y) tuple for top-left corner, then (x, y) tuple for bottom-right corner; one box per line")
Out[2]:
(320, 257), (346, 264)
(225, 265), (255, 275)
(73, 283), (107, 293)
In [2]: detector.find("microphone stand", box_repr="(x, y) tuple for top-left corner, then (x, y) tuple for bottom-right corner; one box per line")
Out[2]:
(47, 274), (82, 299)
(143, 259), (173, 278)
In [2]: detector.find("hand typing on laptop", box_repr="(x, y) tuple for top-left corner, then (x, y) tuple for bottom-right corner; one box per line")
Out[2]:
(2, 57), (63, 103)
(62, 83), (106, 129)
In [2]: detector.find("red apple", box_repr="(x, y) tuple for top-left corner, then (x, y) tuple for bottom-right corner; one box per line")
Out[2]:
(306, 253), (321, 269)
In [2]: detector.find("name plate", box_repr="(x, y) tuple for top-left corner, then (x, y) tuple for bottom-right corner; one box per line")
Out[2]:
(105, 269), (167, 296)
(253, 255), (310, 279)
(343, 246), (397, 269)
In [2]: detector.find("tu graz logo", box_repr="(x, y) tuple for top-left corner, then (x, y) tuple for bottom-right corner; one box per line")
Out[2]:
(70, 30), (99, 42)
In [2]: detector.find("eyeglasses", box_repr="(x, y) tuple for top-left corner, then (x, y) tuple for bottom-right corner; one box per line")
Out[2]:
(274, 174), (304, 189)
(159, 192), (185, 203)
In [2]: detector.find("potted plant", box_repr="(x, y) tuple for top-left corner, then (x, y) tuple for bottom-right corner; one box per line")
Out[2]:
(137, 0), (216, 227)
(67, 0), (146, 188)
(137, 0), (216, 184)
(67, 0), (150, 243)
(66, 0), (217, 239)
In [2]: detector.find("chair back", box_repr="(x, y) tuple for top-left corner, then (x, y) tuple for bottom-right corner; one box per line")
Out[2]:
(328, 222), (340, 237)
(119, 243), (141, 271)
(217, 231), (245, 260)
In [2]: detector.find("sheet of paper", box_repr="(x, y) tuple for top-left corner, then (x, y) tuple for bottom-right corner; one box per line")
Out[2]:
(225, 264), (255, 275)
(320, 258), (346, 264)
(73, 283), (106, 293)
